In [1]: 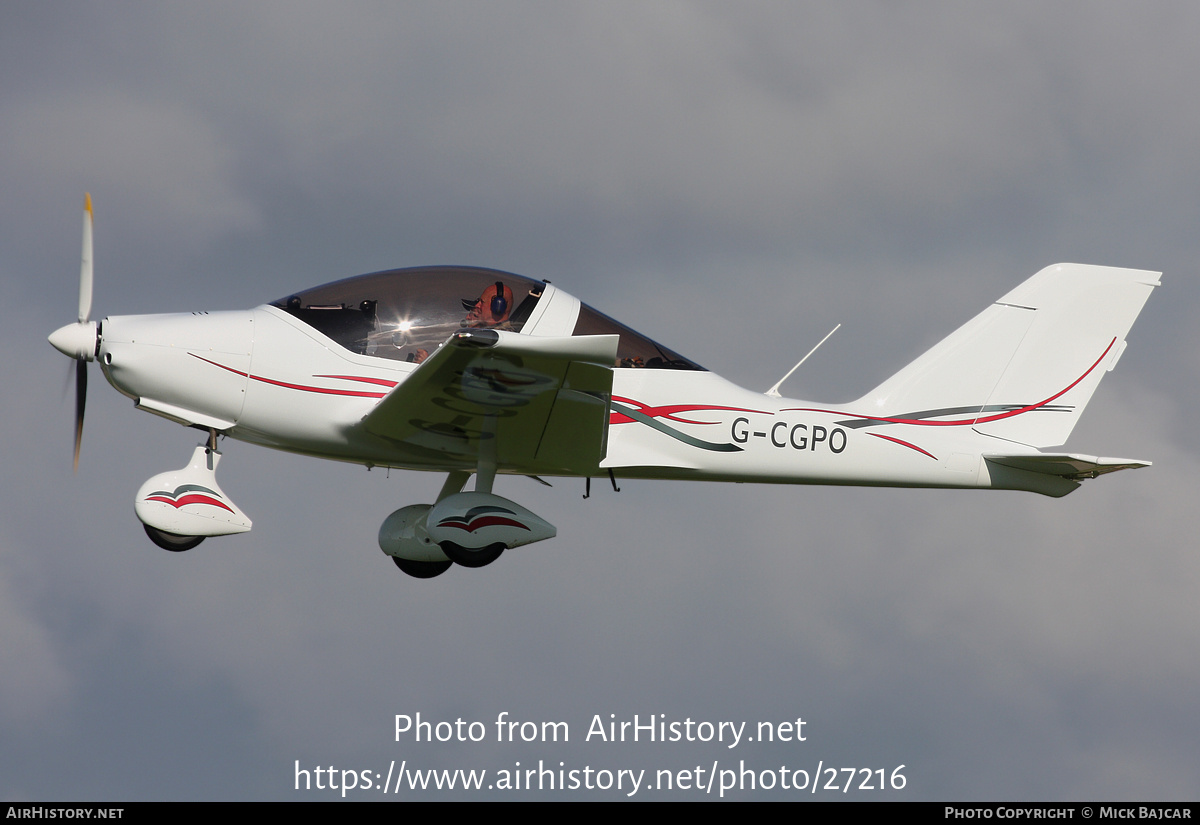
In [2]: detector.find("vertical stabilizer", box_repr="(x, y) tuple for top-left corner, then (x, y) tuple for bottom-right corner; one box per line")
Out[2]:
(854, 264), (1160, 449)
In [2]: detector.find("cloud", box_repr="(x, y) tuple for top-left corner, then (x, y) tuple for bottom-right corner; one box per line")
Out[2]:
(1, 93), (260, 251)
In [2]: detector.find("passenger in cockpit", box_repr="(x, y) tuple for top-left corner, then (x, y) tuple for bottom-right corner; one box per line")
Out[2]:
(462, 281), (514, 329)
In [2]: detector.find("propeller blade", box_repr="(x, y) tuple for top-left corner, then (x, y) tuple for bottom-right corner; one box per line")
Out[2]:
(74, 358), (87, 473)
(56, 193), (97, 471)
(79, 193), (93, 323)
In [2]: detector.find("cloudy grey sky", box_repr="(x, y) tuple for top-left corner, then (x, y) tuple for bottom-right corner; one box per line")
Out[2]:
(3, 1), (1198, 800)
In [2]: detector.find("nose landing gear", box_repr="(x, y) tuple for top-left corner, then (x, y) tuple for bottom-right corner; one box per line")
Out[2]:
(134, 433), (252, 553)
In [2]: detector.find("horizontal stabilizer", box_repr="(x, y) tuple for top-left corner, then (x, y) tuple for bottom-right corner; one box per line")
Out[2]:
(984, 452), (1151, 480)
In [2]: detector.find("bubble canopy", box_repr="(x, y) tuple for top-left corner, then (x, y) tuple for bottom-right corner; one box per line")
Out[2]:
(272, 266), (704, 370)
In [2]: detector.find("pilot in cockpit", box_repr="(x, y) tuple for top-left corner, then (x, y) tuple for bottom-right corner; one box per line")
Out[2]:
(462, 281), (514, 329)
(410, 280), (516, 364)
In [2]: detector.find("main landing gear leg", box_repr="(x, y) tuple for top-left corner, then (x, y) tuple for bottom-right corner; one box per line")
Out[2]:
(384, 417), (557, 576)
(439, 416), (506, 567)
(438, 470), (471, 502)
(474, 414), (498, 495)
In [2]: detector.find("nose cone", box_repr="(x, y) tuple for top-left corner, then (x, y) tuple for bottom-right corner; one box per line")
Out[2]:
(48, 321), (98, 361)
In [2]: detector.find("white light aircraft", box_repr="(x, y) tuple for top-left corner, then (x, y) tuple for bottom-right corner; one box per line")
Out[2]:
(50, 196), (1161, 578)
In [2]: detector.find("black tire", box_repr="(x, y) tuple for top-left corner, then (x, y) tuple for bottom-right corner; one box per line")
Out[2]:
(143, 524), (205, 552)
(391, 556), (453, 579)
(439, 541), (505, 568)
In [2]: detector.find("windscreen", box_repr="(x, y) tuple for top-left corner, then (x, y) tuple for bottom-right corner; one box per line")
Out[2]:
(272, 266), (545, 363)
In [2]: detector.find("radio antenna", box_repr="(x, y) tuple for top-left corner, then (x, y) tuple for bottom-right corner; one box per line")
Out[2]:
(765, 323), (841, 398)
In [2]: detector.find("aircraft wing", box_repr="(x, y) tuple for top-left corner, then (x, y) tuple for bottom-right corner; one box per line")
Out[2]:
(362, 329), (618, 475)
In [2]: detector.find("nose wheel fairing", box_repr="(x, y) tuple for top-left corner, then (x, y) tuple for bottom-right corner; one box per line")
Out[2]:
(134, 445), (252, 539)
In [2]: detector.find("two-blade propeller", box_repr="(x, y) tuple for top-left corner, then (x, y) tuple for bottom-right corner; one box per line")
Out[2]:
(48, 194), (100, 472)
